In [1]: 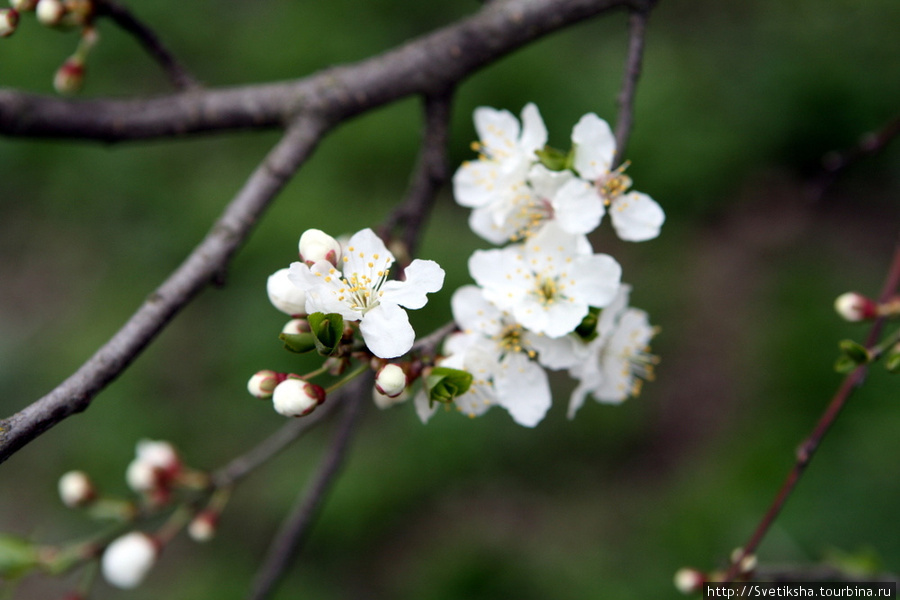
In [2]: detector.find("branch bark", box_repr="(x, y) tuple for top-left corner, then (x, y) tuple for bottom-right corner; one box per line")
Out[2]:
(0, 0), (628, 142)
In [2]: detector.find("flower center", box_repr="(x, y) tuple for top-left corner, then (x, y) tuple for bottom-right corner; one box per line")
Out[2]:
(596, 161), (632, 205)
(497, 323), (536, 359)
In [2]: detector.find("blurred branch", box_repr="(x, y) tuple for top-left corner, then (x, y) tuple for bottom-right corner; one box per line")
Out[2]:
(380, 90), (454, 259)
(0, 115), (333, 465)
(724, 237), (900, 581)
(754, 565), (900, 585)
(0, 0), (629, 142)
(247, 378), (367, 600)
(94, 0), (201, 91)
(613, 1), (655, 166)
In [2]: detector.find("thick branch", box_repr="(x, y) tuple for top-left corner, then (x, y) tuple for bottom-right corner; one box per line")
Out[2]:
(0, 0), (628, 142)
(0, 115), (333, 464)
(247, 379), (367, 600)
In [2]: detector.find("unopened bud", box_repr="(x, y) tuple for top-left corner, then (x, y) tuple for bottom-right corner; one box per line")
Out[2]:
(374, 363), (407, 398)
(10, 0), (39, 11)
(673, 568), (704, 594)
(834, 292), (877, 322)
(0, 8), (18, 37)
(247, 370), (281, 399)
(58, 470), (96, 508)
(125, 440), (181, 494)
(101, 531), (158, 589)
(187, 510), (218, 542)
(373, 385), (409, 409)
(281, 318), (310, 335)
(267, 267), (307, 316)
(298, 229), (342, 266)
(272, 378), (325, 417)
(53, 56), (85, 95)
(35, 0), (64, 25)
(730, 548), (757, 574)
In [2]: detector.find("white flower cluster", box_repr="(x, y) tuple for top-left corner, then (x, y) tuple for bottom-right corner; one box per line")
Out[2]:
(418, 104), (661, 427)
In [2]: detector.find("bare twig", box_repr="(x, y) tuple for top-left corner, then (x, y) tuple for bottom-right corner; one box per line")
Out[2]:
(612, 1), (654, 165)
(0, 0), (629, 142)
(380, 90), (454, 259)
(247, 378), (367, 600)
(724, 238), (900, 581)
(94, 0), (201, 91)
(0, 115), (333, 465)
(754, 565), (900, 585)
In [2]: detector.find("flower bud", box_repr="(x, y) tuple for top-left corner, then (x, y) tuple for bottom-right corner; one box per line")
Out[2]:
(673, 568), (704, 594)
(125, 440), (181, 495)
(0, 8), (18, 37)
(53, 56), (85, 95)
(272, 378), (325, 417)
(298, 229), (342, 266)
(373, 385), (409, 410)
(35, 0), (64, 25)
(101, 532), (158, 589)
(281, 318), (310, 335)
(267, 267), (307, 316)
(10, 0), (39, 11)
(187, 510), (218, 542)
(247, 370), (281, 399)
(834, 292), (877, 322)
(374, 363), (407, 398)
(58, 470), (96, 508)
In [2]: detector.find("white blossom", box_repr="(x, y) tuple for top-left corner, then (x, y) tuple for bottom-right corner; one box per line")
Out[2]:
(101, 532), (158, 589)
(288, 228), (444, 359)
(468, 221), (621, 338)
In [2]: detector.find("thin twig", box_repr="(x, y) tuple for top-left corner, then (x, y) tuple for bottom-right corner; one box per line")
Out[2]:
(247, 378), (367, 600)
(613, 2), (654, 166)
(0, 115), (333, 465)
(754, 565), (900, 585)
(380, 90), (454, 261)
(724, 238), (900, 581)
(94, 0), (201, 91)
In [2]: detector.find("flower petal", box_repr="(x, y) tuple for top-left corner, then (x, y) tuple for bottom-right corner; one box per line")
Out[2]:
(494, 353), (551, 427)
(571, 113), (616, 179)
(380, 259), (445, 309)
(474, 106), (521, 161)
(609, 191), (665, 242)
(359, 303), (414, 359)
(518, 103), (548, 155)
(551, 178), (605, 235)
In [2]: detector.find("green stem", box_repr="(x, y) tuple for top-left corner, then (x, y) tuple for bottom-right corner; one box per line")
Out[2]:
(325, 362), (369, 395)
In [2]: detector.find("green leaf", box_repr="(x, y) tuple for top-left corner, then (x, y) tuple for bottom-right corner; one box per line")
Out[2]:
(535, 146), (572, 171)
(425, 367), (474, 405)
(575, 306), (601, 341)
(0, 534), (40, 580)
(307, 312), (345, 356)
(279, 332), (317, 354)
(838, 339), (870, 365)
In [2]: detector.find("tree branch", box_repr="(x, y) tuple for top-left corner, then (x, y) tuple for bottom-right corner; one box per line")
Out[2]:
(247, 378), (367, 600)
(0, 115), (333, 465)
(724, 237), (900, 581)
(94, 0), (201, 91)
(613, 1), (655, 165)
(0, 0), (628, 142)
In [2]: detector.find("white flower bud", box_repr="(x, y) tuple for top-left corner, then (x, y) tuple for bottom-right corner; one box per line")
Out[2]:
(281, 318), (310, 335)
(673, 568), (704, 594)
(187, 511), (218, 542)
(10, 0), (39, 11)
(267, 268), (307, 316)
(374, 363), (407, 398)
(247, 370), (280, 398)
(101, 532), (158, 589)
(53, 56), (85, 95)
(126, 440), (180, 493)
(834, 292), (877, 322)
(272, 378), (325, 417)
(0, 8), (19, 37)
(35, 0), (64, 25)
(373, 385), (409, 410)
(58, 470), (95, 507)
(298, 229), (342, 266)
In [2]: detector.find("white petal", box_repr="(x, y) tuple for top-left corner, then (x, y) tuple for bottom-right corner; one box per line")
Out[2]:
(518, 103), (548, 155)
(494, 353), (551, 427)
(343, 228), (394, 278)
(571, 113), (616, 179)
(609, 192), (665, 242)
(551, 178), (605, 235)
(453, 160), (504, 208)
(570, 254), (622, 309)
(414, 389), (438, 424)
(474, 106), (521, 161)
(450, 285), (502, 336)
(288, 261), (359, 320)
(528, 332), (585, 370)
(468, 204), (517, 244)
(267, 268), (307, 315)
(359, 303), (414, 359)
(380, 259), (444, 309)
(467, 248), (521, 312)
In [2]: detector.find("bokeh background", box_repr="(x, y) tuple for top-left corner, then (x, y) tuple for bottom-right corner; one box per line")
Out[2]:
(1, 0), (899, 598)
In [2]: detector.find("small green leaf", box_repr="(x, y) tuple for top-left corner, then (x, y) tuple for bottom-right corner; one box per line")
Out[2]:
(425, 367), (474, 405)
(279, 332), (317, 354)
(885, 350), (900, 374)
(575, 306), (601, 341)
(0, 534), (40, 580)
(838, 339), (870, 365)
(834, 355), (857, 374)
(535, 146), (571, 171)
(307, 312), (345, 356)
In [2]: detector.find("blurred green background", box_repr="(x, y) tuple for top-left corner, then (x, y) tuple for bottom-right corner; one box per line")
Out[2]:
(1, 0), (899, 598)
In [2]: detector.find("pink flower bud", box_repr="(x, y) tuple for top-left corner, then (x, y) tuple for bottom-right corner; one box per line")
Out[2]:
(58, 470), (96, 507)
(834, 292), (877, 322)
(298, 229), (342, 266)
(374, 363), (407, 398)
(272, 378), (325, 417)
(247, 370), (284, 399)
(54, 56), (85, 95)
(267, 267), (307, 316)
(0, 9), (18, 37)
(101, 532), (159, 589)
